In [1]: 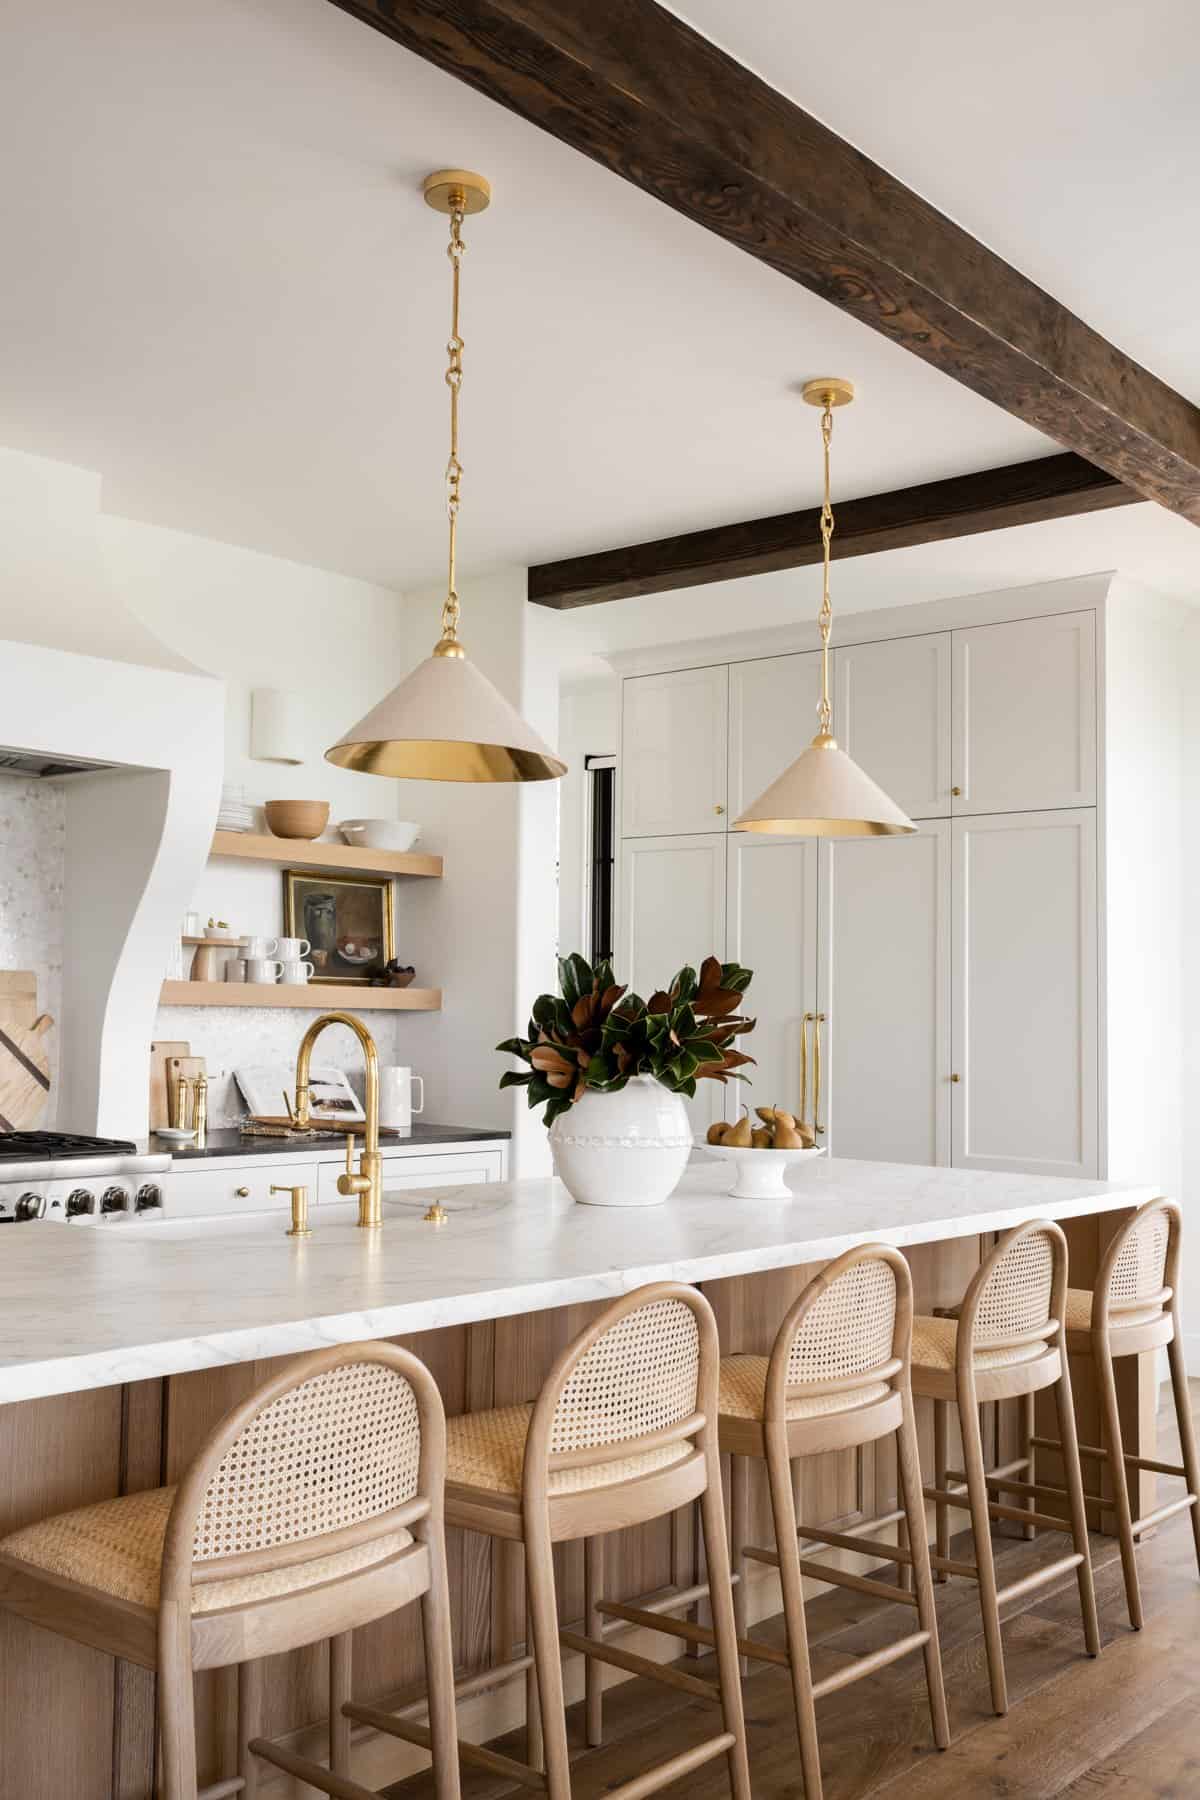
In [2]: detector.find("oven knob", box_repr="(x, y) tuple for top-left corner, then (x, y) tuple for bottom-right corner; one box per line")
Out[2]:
(15, 1192), (46, 1221)
(66, 1189), (96, 1218)
(135, 1185), (163, 1213)
(100, 1186), (129, 1214)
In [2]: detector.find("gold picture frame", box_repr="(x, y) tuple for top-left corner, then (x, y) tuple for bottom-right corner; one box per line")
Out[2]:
(282, 869), (395, 985)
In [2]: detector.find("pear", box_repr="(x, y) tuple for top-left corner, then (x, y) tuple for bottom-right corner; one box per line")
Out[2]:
(772, 1116), (805, 1149)
(796, 1120), (816, 1148)
(726, 1110), (754, 1148)
(706, 1120), (732, 1145)
(772, 1108), (798, 1130)
(755, 1106), (779, 1127)
(751, 1127), (773, 1149)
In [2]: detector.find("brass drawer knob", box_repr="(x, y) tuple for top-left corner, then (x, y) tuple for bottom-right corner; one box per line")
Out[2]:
(714, 803), (726, 815)
(235, 1185), (251, 1198)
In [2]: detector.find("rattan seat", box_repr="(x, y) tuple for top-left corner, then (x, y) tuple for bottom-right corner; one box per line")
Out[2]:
(717, 1354), (891, 1421)
(0, 1485), (413, 1612)
(0, 1343), (460, 1800)
(1063, 1287), (1165, 1333)
(446, 1402), (692, 1494)
(910, 1315), (1052, 1374)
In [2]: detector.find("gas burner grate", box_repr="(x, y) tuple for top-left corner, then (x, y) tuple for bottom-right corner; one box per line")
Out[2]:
(0, 1131), (138, 1162)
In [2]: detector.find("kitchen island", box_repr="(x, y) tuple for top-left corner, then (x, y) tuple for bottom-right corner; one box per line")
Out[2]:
(0, 1159), (1162, 1797)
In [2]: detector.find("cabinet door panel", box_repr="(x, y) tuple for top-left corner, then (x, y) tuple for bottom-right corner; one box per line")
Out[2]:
(834, 634), (951, 819)
(728, 653), (822, 821)
(952, 810), (1098, 1177)
(617, 834), (727, 1131)
(726, 836), (819, 1129)
(621, 666), (728, 836)
(819, 823), (951, 1165)
(952, 612), (1096, 813)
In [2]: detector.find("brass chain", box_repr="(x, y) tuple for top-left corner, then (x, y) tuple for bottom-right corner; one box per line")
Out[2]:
(441, 203), (466, 641)
(816, 396), (836, 739)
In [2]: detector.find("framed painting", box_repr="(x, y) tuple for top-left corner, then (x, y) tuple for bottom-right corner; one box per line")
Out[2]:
(282, 869), (395, 985)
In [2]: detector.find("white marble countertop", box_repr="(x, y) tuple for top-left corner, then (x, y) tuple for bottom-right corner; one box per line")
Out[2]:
(0, 1159), (1158, 1403)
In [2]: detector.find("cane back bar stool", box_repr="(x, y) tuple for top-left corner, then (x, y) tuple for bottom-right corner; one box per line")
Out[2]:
(358, 1282), (751, 1800)
(911, 1219), (1101, 1716)
(1031, 1198), (1200, 1631)
(713, 1245), (949, 1800)
(0, 1342), (460, 1800)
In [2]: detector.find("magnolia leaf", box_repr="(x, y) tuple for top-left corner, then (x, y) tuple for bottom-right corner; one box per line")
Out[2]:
(498, 1069), (532, 1089)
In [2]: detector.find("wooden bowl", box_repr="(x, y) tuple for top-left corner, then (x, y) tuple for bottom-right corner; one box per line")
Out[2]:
(263, 799), (330, 841)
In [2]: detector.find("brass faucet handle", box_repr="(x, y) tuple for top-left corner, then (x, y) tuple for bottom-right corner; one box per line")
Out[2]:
(337, 1133), (369, 1198)
(271, 1183), (312, 1237)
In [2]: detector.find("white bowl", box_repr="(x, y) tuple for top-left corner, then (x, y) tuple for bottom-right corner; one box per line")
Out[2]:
(337, 818), (421, 853)
(699, 1140), (826, 1199)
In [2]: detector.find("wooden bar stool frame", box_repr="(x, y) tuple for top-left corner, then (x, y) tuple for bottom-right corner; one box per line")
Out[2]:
(914, 1218), (1101, 1716)
(0, 1341), (460, 1800)
(1029, 1197), (1200, 1630)
(356, 1281), (752, 1800)
(716, 1244), (949, 1800)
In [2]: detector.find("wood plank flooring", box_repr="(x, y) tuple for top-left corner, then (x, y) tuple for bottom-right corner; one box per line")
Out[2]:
(386, 1386), (1200, 1800)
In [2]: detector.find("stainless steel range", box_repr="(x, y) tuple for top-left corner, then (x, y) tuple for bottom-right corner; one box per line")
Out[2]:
(0, 1132), (171, 1224)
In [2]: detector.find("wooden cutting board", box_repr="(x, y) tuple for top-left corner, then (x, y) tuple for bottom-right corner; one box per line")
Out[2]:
(150, 1040), (189, 1131)
(0, 1012), (53, 1130)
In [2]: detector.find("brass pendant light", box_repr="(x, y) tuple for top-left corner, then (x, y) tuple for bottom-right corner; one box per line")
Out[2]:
(733, 380), (915, 837)
(326, 171), (566, 783)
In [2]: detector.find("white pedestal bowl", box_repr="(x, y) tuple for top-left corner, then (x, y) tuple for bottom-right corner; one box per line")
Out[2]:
(701, 1141), (826, 1199)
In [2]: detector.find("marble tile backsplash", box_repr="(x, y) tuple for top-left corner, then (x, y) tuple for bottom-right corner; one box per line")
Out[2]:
(0, 778), (65, 1121)
(151, 1004), (414, 1126)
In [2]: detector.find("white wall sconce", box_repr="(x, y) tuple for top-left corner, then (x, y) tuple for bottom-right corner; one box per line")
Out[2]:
(250, 688), (305, 765)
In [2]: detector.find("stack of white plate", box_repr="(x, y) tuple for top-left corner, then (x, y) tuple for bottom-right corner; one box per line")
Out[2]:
(216, 783), (256, 833)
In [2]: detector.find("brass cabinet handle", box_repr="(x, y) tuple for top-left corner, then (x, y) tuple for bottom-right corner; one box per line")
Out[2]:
(799, 1011), (811, 1130)
(235, 1185), (251, 1198)
(951, 786), (963, 797)
(950, 1073), (961, 1083)
(714, 803), (726, 815)
(813, 1012), (826, 1136)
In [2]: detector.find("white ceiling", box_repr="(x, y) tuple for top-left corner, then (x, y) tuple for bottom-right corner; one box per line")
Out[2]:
(0, 0), (1197, 606)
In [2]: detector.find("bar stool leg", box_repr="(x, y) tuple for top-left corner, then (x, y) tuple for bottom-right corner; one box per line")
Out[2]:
(933, 1399), (950, 1582)
(1020, 1391), (1037, 1540)
(958, 1391), (1008, 1716)
(765, 1431), (823, 1800)
(421, 1527), (462, 1800)
(1166, 1325), (1200, 1576)
(524, 1515), (572, 1800)
(158, 1598), (200, 1800)
(1054, 1355), (1101, 1659)
(699, 1447), (753, 1800)
(1094, 1335), (1143, 1630)
(239, 1657), (264, 1799)
(584, 1534), (605, 1747)
(524, 1557), (544, 1775)
(897, 1394), (950, 1750)
(728, 1453), (750, 1675)
(329, 1631), (352, 1775)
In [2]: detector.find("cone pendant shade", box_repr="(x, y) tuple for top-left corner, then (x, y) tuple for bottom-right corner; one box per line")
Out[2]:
(734, 733), (915, 836)
(326, 644), (566, 782)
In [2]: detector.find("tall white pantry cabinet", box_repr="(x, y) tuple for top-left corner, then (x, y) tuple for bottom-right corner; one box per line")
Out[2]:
(614, 574), (1184, 1194)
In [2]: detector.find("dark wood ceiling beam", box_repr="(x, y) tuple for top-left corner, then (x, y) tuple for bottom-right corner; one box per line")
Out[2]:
(528, 453), (1139, 610)
(331, 0), (1200, 523)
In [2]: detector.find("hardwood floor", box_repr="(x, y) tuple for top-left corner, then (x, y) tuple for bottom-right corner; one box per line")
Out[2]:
(386, 1385), (1200, 1800)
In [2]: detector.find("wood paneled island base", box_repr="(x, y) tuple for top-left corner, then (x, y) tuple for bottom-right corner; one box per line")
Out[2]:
(0, 1162), (1159, 1796)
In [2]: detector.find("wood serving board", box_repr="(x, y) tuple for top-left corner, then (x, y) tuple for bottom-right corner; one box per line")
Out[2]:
(0, 1012), (53, 1130)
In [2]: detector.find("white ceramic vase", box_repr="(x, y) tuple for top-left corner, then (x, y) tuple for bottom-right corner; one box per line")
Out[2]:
(549, 1075), (692, 1207)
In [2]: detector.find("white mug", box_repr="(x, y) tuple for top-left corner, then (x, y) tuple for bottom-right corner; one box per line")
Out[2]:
(244, 957), (283, 984)
(225, 958), (247, 983)
(380, 1066), (424, 1131)
(276, 937), (311, 960)
(243, 935), (279, 960)
(279, 960), (315, 984)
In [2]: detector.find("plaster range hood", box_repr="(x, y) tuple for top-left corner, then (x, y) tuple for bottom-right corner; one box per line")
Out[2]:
(0, 448), (225, 1136)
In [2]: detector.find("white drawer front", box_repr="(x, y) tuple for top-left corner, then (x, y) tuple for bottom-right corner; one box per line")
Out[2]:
(167, 1164), (304, 1218)
(318, 1148), (506, 1204)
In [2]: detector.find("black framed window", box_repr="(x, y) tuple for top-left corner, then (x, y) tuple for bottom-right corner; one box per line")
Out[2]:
(586, 756), (616, 962)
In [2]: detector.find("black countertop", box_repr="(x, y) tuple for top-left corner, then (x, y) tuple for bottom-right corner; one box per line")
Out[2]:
(154, 1123), (511, 1162)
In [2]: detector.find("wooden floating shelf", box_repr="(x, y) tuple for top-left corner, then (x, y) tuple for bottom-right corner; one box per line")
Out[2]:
(160, 981), (442, 1012)
(210, 830), (443, 879)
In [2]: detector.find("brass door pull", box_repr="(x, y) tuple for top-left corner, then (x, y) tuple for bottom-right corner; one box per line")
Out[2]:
(813, 1012), (826, 1135)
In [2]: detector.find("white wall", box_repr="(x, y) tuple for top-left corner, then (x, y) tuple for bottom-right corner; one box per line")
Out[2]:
(1180, 613), (1200, 1369)
(0, 779), (65, 1115)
